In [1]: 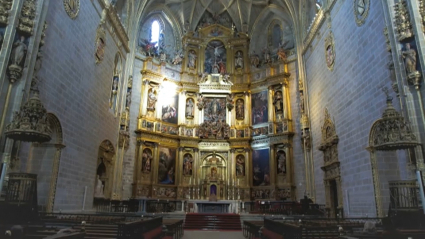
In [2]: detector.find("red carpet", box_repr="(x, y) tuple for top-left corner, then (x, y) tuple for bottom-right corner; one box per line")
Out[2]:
(184, 214), (242, 230)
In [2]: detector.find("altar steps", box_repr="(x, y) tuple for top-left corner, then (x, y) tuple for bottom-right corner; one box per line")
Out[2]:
(184, 213), (242, 230)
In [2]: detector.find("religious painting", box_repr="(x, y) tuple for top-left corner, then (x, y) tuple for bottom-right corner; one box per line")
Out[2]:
(203, 97), (226, 123)
(162, 93), (178, 124)
(186, 98), (195, 118)
(236, 130), (244, 138)
(183, 153), (193, 176)
(236, 154), (245, 177)
(141, 148), (153, 173)
(273, 90), (283, 114)
(146, 121), (154, 131)
(185, 128), (193, 137)
(161, 124), (178, 135)
(205, 40), (226, 74)
(276, 150), (286, 174)
(236, 99), (244, 120)
(252, 91), (268, 125)
(158, 147), (176, 185)
(252, 148), (270, 186)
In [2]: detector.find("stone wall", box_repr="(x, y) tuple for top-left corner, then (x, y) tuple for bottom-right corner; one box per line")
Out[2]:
(304, 0), (407, 216)
(29, 0), (126, 211)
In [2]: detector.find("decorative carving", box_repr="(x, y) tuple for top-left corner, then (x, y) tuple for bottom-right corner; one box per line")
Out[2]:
(18, 0), (37, 35)
(368, 89), (419, 150)
(394, 1), (413, 42)
(147, 88), (158, 111)
(401, 43), (421, 88)
(118, 130), (129, 148)
(63, 0), (80, 19)
(197, 94), (205, 110)
(353, 0), (370, 26)
(0, 0), (13, 26)
(236, 98), (244, 120)
(199, 121), (230, 140)
(95, 25), (106, 64)
(226, 94), (234, 111)
(8, 36), (27, 83)
(273, 90), (284, 115)
(383, 27), (391, 52)
(325, 31), (335, 71)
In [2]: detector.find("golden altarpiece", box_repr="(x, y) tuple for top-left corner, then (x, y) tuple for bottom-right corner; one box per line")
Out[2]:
(132, 23), (295, 210)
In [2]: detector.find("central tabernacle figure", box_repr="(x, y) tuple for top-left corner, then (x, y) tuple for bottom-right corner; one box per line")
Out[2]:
(204, 40), (226, 74)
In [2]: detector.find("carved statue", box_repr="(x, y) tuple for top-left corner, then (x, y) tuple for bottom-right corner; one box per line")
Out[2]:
(10, 36), (27, 66)
(273, 91), (283, 114)
(236, 99), (244, 120)
(402, 43), (417, 74)
(188, 50), (197, 68)
(226, 94), (234, 111)
(277, 47), (287, 61)
(236, 155), (245, 176)
(197, 94), (204, 110)
(262, 47), (271, 64)
(147, 89), (157, 111)
(235, 51), (243, 69)
(250, 52), (260, 68)
(186, 98), (194, 118)
(94, 175), (105, 198)
(172, 50), (183, 65)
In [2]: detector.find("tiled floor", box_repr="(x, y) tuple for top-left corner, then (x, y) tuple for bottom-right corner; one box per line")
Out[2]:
(182, 230), (245, 239)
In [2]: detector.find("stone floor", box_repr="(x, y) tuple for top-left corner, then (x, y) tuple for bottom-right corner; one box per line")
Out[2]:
(182, 230), (245, 239)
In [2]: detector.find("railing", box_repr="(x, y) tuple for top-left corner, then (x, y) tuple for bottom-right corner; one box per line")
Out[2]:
(117, 216), (163, 239)
(146, 200), (182, 213)
(39, 212), (143, 224)
(263, 218), (384, 239)
(163, 219), (184, 239)
(242, 201), (325, 216)
(93, 198), (139, 213)
(243, 220), (263, 239)
(389, 180), (419, 210)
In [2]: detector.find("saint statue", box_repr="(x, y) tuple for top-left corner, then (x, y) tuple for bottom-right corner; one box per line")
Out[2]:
(186, 98), (194, 118)
(188, 50), (197, 68)
(235, 51), (243, 69)
(94, 175), (104, 198)
(147, 89), (157, 111)
(273, 91), (284, 113)
(236, 99), (244, 120)
(402, 43), (417, 75)
(11, 36), (27, 66)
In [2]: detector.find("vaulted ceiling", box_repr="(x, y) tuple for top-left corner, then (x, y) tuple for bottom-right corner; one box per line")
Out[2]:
(138, 0), (300, 36)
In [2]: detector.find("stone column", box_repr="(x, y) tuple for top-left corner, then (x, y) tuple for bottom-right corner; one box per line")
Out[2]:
(230, 149), (235, 187)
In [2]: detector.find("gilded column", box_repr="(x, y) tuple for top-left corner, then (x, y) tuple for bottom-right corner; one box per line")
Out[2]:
(268, 86), (274, 122)
(245, 92), (250, 125)
(152, 143), (159, 186)
(199, 44), (206, 73)
(244, 148), (250, 188)
(230, 149), (235, 187)
(282, 78), (292, 120)
(140, 80), (150, 117)
(179, 91), (186, 125)
(270, 145), (276, 186)
(176, 147), (184, 186)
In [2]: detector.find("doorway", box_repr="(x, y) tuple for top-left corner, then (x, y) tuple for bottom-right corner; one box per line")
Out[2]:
(329, 179), (338, 218)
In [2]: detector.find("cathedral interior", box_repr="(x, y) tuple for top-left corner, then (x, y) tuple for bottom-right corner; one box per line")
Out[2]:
(1, 0), (425, 238)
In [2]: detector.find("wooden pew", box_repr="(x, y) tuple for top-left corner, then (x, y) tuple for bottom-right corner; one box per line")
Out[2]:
(163, 219), (184, 239)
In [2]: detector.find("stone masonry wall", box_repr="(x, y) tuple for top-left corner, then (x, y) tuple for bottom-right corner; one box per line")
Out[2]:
(304, 0), (406, 217)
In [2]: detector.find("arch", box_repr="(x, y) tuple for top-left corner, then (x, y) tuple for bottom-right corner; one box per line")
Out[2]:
(318, 108), (343, 218)
(28, 113), (65, 212)
(95, 140), (115, 199)
(110, 52), (123, 114)
(268, 19), (283, 49)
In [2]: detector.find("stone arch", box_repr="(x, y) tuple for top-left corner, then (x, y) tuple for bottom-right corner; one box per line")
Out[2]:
(28, 113), (65, 212)
(318, 108), (343, 218)
(95, 140), (116, 199)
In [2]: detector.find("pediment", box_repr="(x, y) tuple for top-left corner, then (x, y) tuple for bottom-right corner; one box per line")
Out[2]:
(198, 24), (233, 38)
